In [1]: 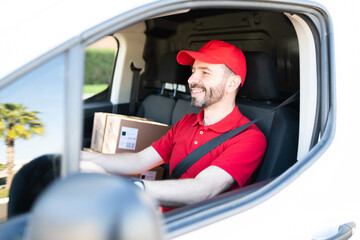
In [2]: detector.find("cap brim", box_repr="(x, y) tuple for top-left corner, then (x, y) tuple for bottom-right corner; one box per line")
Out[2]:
(177, 50), (222, 65)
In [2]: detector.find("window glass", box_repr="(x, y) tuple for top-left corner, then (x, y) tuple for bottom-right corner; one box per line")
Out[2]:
(83, 36), (118, 100)
(0, 54), (66, 222)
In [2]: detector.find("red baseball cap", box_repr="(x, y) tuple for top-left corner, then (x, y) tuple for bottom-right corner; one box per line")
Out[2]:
(177, 40), (247, 86)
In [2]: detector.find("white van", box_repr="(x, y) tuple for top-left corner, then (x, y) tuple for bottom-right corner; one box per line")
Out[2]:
(0, 0), (359, 239)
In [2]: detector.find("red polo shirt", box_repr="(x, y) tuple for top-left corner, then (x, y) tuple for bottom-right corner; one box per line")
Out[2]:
(152, 106), (267, 187)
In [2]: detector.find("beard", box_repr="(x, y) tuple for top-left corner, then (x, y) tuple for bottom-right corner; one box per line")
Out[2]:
(190, 82), (226, 109)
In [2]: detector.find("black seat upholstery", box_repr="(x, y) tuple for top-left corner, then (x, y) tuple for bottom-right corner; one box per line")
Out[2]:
(171, 99), (200, 125)
(237, 52), (299, 182)
(8, 154), (61, 219)
(137, 52), (190, 125)
(137, 95), (176, 125)
(238, 52), (280, 100)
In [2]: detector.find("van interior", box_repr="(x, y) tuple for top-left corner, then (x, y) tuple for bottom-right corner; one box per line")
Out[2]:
(8, 7), (302, 221)
(83, 8), (300, 186)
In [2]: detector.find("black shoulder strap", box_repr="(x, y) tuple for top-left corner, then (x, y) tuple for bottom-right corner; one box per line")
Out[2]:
(129, 62), (141, 116)
(170, 91), (299, 179)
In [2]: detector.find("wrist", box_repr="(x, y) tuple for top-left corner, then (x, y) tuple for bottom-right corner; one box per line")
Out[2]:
(131, 178), (145, 191)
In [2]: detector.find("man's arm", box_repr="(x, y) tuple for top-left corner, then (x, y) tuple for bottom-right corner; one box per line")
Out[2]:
(80, 146), (164, 176)
(143, 166), (235, 207)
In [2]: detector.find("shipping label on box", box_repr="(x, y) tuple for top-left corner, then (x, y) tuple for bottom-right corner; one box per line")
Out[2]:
(115, 118), (170, 154)
(118, 126), (138, 150)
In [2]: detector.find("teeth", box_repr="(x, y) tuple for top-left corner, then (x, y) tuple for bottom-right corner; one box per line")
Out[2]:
(192, 89), (203, 93)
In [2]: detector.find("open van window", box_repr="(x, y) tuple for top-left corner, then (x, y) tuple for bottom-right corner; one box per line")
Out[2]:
(81, 6), (303, 215)
(83, 36), (118, 102)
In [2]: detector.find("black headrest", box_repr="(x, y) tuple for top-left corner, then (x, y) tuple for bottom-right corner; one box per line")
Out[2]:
(238, 52), (280, 100)
(158, 52), (190, 84)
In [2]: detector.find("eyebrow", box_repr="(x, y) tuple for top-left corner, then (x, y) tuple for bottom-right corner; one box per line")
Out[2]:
(192, 66), (213, 72)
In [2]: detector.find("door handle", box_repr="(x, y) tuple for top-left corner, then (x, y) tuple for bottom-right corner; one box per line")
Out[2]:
(314, 222), (356, 240)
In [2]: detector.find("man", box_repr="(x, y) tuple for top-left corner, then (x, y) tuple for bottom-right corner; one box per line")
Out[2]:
(81, 40), (267, 209)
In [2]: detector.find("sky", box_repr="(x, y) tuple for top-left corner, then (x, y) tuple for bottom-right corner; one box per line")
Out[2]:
(0, 55), (65, 165)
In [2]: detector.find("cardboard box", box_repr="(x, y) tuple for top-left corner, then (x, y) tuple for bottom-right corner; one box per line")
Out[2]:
(90, 112), (108, 152)
(91, 112), (170, 154)
(90, 112), (170, 180)
(91, 112), (149, 152)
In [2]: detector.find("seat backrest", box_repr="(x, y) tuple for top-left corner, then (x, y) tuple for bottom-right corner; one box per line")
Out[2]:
(137, 52), (189, 124)
(171, 99), (200, 125)
(8, 154), (61, 219)
(237, 52), (299, 182)
(158, 52), (190, 88)
(137, 95), (176, 125)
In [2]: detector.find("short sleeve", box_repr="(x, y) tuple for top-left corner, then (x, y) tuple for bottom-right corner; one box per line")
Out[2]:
(211, 126), (267, 187)
(151, 114), (193, 163)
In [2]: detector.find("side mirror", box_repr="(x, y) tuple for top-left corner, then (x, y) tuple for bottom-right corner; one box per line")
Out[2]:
(24, 174), (164, 240)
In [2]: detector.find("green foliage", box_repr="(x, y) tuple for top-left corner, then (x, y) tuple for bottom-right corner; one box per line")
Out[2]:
(0, 188), (9, 199)
(0, 163), (5, 171)
(0, 120), (5, 136)
(0, 103), (45, 142)
(83, 84), (109, 94)
(85, 48), (116, 85)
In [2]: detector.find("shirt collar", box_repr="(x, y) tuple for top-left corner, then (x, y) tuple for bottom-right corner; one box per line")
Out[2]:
(193, 106), (243, 133)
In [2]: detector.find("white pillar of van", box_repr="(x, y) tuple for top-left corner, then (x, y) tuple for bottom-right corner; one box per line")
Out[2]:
(285, 13), (318, 161)
(24, 174), (164, 240)
(111, 22), (146, 105)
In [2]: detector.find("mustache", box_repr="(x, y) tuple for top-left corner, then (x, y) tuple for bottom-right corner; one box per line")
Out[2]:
(189, 84), (206, 90)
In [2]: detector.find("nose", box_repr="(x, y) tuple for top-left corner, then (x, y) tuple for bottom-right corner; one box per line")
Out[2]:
(188, 71), (200, 85)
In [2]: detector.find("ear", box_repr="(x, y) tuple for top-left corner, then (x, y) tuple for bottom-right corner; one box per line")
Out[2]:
(226, 75), (241, 93)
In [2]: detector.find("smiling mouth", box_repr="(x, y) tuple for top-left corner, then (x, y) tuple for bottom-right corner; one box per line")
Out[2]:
(191, 89), (204, 93)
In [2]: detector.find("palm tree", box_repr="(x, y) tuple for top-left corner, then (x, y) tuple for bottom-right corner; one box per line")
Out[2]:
(0, 103), (45, 190)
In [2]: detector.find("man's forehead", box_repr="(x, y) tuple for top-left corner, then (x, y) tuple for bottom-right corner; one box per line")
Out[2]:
(192, 60), (225, 70)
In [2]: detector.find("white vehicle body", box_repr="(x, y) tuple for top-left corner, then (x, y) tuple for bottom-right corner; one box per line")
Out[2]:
(0, 0), (359, 239)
